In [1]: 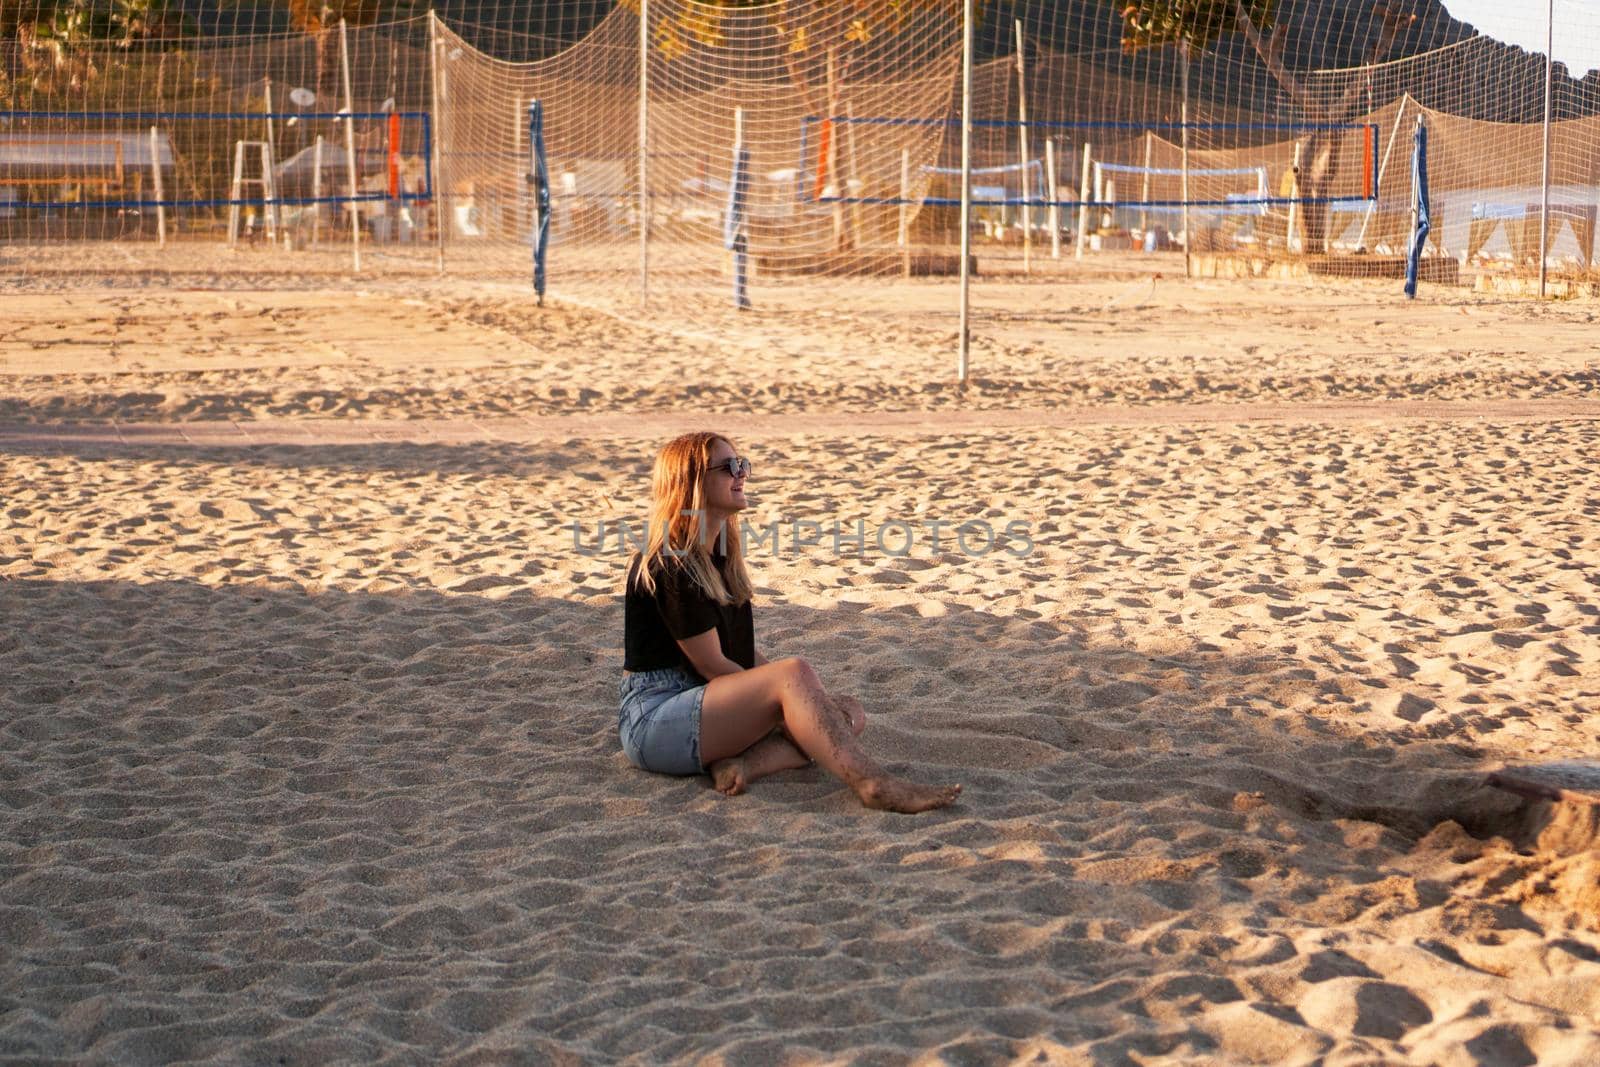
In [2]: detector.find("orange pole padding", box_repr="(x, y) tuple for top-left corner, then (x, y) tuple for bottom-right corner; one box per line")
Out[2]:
(1363, 124), (1376, 200)
(388, 113), (401, 199)
(812, 118), (832, 200)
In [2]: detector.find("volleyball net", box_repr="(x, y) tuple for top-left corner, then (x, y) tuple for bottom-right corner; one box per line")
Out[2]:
(2, 2), (1599, 293)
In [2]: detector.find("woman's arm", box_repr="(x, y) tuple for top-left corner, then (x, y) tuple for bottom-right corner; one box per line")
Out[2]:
(677, 629), (746, 680)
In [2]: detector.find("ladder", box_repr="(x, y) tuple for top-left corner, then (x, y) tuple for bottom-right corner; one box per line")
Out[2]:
(228, 140), (279, 246)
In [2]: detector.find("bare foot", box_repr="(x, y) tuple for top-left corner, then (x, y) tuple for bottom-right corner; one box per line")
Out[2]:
(709, 756), (748, 796)
(856, 777), (961, 814)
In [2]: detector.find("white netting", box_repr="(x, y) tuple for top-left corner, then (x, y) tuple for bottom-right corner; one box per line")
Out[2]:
(2, 2), (1599, 298)
(430, 0), (961, 307)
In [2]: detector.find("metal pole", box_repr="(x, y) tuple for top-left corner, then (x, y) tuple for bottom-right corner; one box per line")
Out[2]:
(1014, 18), (1031, 272)
(1181, 42), (1191, 278)
(1539, 0), (1554, 298)
(1409, 114), (1422, 262)
(638, 0), (650, 306)
(340, 18), (361, 272)
(958, 0), (972, 381)
(150, 126), (166, 248)
(429, 10), (446, 273)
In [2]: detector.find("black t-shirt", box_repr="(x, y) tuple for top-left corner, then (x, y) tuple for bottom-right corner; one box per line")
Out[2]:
(624, 552), (755, 681)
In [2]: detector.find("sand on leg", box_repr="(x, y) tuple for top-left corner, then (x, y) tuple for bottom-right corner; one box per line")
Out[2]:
(709, 692), (865, 796)
(700, 658), (958, 813)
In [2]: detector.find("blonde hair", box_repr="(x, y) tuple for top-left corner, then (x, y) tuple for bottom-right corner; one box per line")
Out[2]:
(632, 431), (753, 605)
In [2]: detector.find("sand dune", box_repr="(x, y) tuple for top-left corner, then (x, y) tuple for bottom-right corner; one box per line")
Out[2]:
(3, 271), (1600, 1063)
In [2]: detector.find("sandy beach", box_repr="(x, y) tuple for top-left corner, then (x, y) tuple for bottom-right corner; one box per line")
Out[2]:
(4, 263), (1600, 1063)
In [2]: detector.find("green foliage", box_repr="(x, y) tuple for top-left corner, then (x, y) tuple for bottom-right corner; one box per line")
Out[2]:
(617, 0), (970, 61)
(1112, 0), (1277, 53)
(1, 0), (206, 108)
(2, 0), (194, 45)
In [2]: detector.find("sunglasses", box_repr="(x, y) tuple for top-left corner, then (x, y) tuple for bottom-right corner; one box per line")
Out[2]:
(706, 456), (752, 479)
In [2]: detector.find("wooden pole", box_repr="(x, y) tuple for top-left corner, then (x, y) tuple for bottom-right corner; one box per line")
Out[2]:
(1181, 43), (1192, 277)
(429, 9), (446, 272)
(1539, 0), (1554, 297)
(1287, 141), (1303, 253)
(1075, 142), (1092, 260)
(264, 77), (280, 238)
(340, 19), (361, 272)
(958, 0), (972, 381)
(827, 51), (844, 250)
(899, 146), (911, 278)
(1045, 138), (1060, 259)
(638, 0), (650, 305)
(150, 126), (166, 248)
(312, 134), (323, 249)
(1014, 18), (1031, 272)
(228, 139), (243, 246)
(1141, 129), (1153, 235)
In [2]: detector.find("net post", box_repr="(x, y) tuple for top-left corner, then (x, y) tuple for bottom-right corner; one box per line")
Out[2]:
(228, 139), (244, 246)
(1140, 130), (1153, 237)
(1014, 18), (1031, 273)
(387, 112), (401, 206)
(1044, 138), (1060, 259)
(149, 126), (166, 249)
(529, 100), (550, 304)
(429, 9), (445, 274)
(1363, 124), (1376, 200)
(725, 106), (751, 310)
(637, 0), (649, 307)
(1405, 115), (1430, 299)
(797, 119), (810, 204)
(958, 0), (972, 382)
(1074, 142), (1091, 260)
(1180, 42), (1191, 279)
(264, 77), (280, 238)
(899, 146), (911, 278)
(1287, 141), (1302, 254)
(340, 18), (361, 273)
(826, 52), (844, 250)
(312, 134), (323, 249)
(261, 141), (278, 246)
(1539, 0), (1554, 299)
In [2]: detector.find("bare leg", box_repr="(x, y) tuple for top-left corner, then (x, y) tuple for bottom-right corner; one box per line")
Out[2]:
(830, 694), (866, 736)
(710, 692), (864, 796)
(710, 729), (811, 795)
(701, 659), (959, 814)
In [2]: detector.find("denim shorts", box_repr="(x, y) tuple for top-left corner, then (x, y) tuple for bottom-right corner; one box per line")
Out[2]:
(619, 667), (707, 776)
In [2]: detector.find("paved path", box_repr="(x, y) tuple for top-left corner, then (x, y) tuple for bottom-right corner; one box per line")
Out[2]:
(2, 399), (1597, 450)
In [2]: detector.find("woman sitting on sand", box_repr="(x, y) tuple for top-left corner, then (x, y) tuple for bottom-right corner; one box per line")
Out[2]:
(620, 431), (961, 814)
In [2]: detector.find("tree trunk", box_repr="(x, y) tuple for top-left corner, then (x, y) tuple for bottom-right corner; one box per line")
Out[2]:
(1233, 1), (1407, 253)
